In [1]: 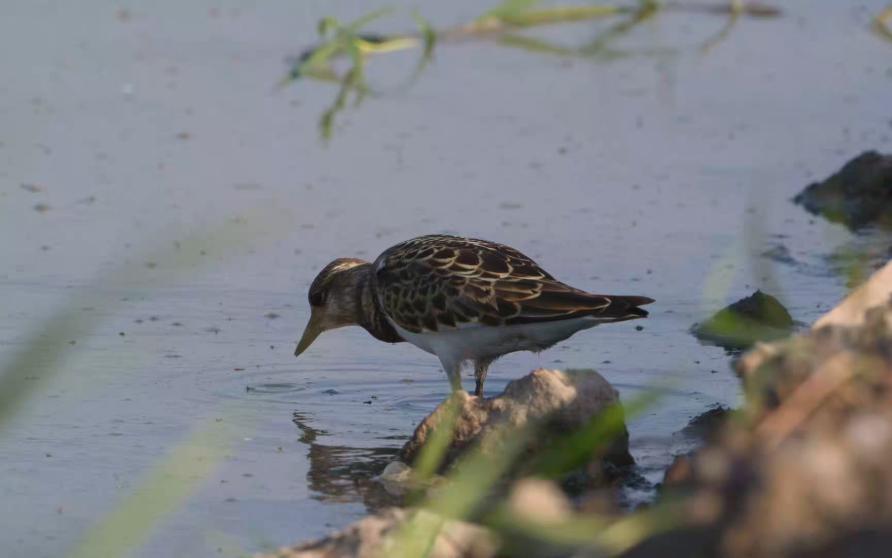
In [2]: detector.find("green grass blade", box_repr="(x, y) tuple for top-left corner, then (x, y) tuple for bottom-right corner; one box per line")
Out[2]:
(412, 11), (437, 62)
(483, 0), (541, 21)
(500, 5), (620, 26)
(345, 7), (395, 33)
(0, 215), (283, 435)
(409, 394), (463, 481)
(68, 417), (234, 558)
(529, 388), (661, 477)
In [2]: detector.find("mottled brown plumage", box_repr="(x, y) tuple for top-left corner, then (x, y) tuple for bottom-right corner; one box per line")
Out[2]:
(295, 235), (653, 396)
(372, 235), (652, 333)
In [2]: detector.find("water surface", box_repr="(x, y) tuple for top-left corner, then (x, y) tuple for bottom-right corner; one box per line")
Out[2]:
(1, 1), (891, 556)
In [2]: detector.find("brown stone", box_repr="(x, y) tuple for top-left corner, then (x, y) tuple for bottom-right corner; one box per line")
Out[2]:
(399, 368), (633, 475)
(263, 508), (498, 558)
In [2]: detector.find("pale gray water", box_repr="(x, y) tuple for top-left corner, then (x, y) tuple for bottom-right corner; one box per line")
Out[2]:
(1, 0), (891, 556)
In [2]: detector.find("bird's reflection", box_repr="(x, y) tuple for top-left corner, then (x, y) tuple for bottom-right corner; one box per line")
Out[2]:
(292, 411), (404, 511)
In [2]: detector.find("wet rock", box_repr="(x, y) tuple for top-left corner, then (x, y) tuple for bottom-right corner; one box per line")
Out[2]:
(691, 290), (794, 351)
(793, 150), (892, 230)
(657, 263), (892, 558)
(399, 369), (633, 484)
(496, 479), (576, 558)
(506, 478), (572, 523)
(263, 507), (498, 558)
(661, 406), (732, 490)
(814, 260), (892, 329)
(680, 404), (731, 442)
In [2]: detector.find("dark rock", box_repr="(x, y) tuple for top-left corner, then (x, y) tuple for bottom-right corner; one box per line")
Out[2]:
(793, 151), (892, 230)
(681, 404), (731, 442)
(691, 290), (794, 351)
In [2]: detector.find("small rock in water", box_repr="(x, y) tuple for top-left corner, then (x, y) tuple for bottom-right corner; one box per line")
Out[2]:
(400, 369), (633, 485)
(792, 150), (892, 230)
(691, 290), (794, 351)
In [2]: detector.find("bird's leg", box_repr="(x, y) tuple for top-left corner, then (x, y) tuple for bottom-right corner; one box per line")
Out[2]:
(473, 359), (493, 397)
(440, 357), (463, 393)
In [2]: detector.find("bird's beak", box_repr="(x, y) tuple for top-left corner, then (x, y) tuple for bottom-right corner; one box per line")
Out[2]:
(295, 310), (325, 357)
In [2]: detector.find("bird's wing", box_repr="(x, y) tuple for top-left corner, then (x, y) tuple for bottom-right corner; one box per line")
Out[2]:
(372, 235), (653, 333)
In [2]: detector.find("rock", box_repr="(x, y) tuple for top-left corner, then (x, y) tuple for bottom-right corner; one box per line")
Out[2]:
(399, 369), (633, 484)
(793, 150), (892, 230)
(691, 290), (794, 351)
(375, 460), (436, 499)
(656, 264), (892, 558)
(814, 260), (892, 329)
(661, 454), (695, 487)
(263, 508), (498, 558)
(495, 479), (576, 558)
(506, 478), (572, 523)
(680, 405), (731, 442)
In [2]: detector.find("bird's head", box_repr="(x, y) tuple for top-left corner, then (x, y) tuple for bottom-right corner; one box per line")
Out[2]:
(295, 257), (370, 357)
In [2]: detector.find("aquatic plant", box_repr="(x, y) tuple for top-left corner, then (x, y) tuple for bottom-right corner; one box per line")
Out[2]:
(283, 0), (783, 140)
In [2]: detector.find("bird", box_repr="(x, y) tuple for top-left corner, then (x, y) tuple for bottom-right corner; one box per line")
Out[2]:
(294, 235), (653, 397)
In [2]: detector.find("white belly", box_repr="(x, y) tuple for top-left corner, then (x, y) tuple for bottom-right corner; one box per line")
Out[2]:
(390, 317), (602, 366)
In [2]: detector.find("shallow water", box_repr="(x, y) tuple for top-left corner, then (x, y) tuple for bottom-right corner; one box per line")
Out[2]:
(1, 0), (891, 556)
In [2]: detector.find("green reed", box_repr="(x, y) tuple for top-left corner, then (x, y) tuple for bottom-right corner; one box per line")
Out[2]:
(0, 211), (286, 558)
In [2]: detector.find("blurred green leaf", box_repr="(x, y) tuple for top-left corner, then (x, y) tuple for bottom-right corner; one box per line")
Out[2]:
(874, 5), (892, 42)
(483, 0), (541, 21)
(0, 213), (286, 558)
(318, 16), (340, 37)
(345, 7), (394, 33)
(409, 394), (463, 481)
(412, 11), (437, 63)
(69, 417), (235, 558)
(529, 388), (660, 477)
(500, 5), (620, 27)
(580, 2), (658, 56)
(487, 501), (679, 554)
(388, 425), (532, 558)
(701, 0), (743, 52)
(0, 214), (284, 435)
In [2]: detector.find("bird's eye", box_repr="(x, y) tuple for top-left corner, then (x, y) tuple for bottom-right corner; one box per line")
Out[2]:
(309, 290), (326, 306)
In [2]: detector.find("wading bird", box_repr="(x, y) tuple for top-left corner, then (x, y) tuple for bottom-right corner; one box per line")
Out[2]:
(295, 235), (653, 396)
